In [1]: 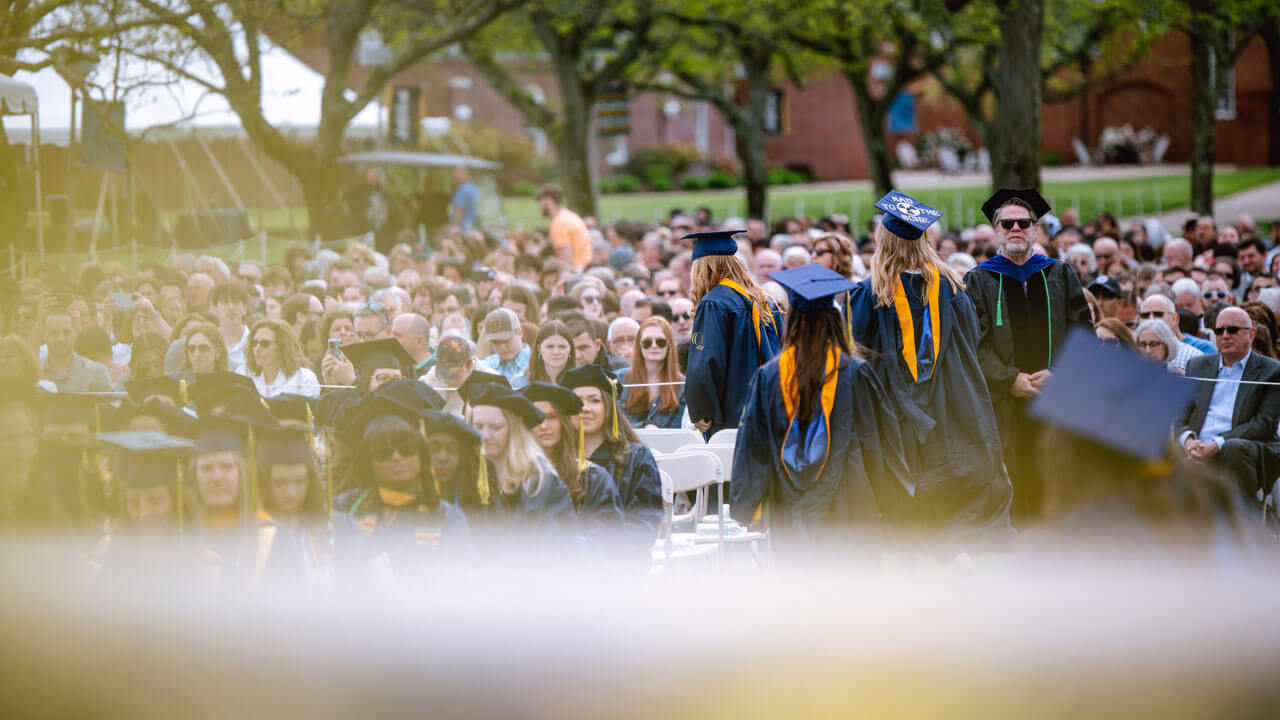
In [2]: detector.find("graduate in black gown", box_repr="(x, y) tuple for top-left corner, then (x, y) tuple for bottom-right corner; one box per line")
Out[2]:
(254, 426), (331, 587)
(731, 265), (911, 551)
(423, 409), (502, 524)
(560, 365), (662, 543)
(94, 431), (195, 575)
(683, 229), (784, 439)
(847, 191), (1013, 549)
(523, 381), (623, 537)
(964, 189), (1092, 527)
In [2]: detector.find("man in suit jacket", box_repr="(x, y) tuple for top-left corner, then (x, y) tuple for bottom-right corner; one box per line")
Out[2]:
(1176, 307), (1280, 500)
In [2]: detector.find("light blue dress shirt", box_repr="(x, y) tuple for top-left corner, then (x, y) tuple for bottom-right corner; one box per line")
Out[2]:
(1193, 351), (1251, 449)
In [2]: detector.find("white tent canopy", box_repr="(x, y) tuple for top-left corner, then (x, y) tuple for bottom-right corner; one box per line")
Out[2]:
(2, 40), (381, 145)
(0, 74), (38, 114)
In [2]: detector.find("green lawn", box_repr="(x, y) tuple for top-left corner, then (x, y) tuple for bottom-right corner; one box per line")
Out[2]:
(17, 168), (1279, 275)
(502, 168), (1280, 230)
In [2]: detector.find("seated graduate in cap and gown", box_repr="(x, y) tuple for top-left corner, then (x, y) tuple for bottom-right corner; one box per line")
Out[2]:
(253, 426), (333, 587)
(732, 266), (911, 549)
(466, 384), (575, 533)
(332, 396), (472, 582)
(560, 365), (662, 544)
(422, 409), (504, 524)
(846, 191), (1013, 548)
(684, 229), (784, 440)
(963, 188), (1093, 528)
(523, 381), (623, 538)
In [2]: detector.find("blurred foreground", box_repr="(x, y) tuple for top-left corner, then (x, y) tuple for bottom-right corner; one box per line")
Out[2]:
(1, 535), (1278, 719)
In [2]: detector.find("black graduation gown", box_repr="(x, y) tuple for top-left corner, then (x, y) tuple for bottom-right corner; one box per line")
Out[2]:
(964, 257), (1092, 525)
(253, 512), (331, 587)
(589, 440), (663, 542)
(576, 461), (624, 536)
(730, 351), (911, 549)
(496, 456), (576, 533)
(685, 284), (783, 438)
(436, 456), (504, 525)
(847, 272), (1013, 548)
(332, 487), (471, 582)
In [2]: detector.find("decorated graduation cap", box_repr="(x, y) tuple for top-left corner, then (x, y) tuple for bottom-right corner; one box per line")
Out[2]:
(981, 187), (1051, 223)
(523, 381), (583, 416)
(1029, 327), (1195, 461)
(874, 191), (943, 240)
(468, 383), (545, 429)
(457, 370), (511, 405)
(343, 338), (414, 378)
(256, 426), (315, 466)
(768, 265), (857, 313)
(124, 375), (185, 406)
(190, 371), (259, 414)
(375, 378), (446, 413)
(560, 364), (622, 439)
(686, 229), (745, 261)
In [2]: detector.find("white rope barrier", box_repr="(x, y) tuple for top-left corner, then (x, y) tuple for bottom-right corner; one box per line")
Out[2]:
(62, 378), (690, 398)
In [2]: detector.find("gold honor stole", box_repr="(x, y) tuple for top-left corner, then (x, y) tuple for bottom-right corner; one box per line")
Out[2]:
(892, 267), (941, 383)
(777, 345), (840, 485)
(717, 278), (776, 355)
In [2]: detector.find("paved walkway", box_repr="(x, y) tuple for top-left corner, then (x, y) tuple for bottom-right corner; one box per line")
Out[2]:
(1131, 179), (1280, 230)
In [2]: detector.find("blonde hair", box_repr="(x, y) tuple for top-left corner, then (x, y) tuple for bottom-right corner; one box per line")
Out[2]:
(473, 406), (550, 497)
(814, 232), (856, 279)
(869, 224), (964, 307)
(690, 254), (770, 311)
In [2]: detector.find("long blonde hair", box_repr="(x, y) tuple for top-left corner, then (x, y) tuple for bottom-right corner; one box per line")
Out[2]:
(690, 254), (770, 312)
(474, 406), (550, 496)
(869, 224), (964, 307)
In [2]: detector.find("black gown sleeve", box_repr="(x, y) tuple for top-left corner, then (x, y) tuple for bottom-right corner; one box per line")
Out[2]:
(620, 446), (663, 540)
(577, 462), (623, 536)
(964, 269), (1020, 398)
(730, 367), (779, 525)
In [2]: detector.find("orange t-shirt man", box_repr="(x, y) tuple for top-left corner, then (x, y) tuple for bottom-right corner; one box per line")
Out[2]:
(550, 207), (591, 270)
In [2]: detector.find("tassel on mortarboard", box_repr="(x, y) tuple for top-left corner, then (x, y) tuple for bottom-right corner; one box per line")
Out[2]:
(179, 379), (189, 407)
(608, 377), (620, 440)
(577, 420), (588, 474)
(477, 448), (491, 507)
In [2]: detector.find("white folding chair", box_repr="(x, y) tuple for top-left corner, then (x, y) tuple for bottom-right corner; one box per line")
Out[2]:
(635, 427), (704, 455)
(652, 451), (724, 562)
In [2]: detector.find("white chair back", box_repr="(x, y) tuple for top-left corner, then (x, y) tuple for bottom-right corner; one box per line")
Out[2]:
(655, 450), (722, 494)
(636, 427), (705, 455)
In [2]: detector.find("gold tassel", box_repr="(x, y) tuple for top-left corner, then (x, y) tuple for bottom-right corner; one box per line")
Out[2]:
(608, 378), (619, 440)
(477, 447), (491, 507)
(179, 379), (188, 406)
(325, 433), (334, 515)
(577, 418), (588, 473)
(419, 417), (428, 441)
(305, 401), (314, 431)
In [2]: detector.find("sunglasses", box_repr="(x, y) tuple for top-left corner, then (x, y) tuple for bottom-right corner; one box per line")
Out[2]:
(251, 338), (274, 348)
(1213, 325), (1251, 336)
(814, 248), (832, 257)
(659, 289), (680, 297)
(1203, 290), (1230, 301)
(1095, 253), (1113, 262)
(675, 312), (692, 321)
(999, 218), (1033, 230)
(641, 337), (668, 349)
(1138, 311), (1168, 319)
(187, 343), (213, 353)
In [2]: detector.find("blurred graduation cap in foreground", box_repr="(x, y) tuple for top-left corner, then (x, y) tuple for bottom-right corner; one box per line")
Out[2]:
(1029, 327), (1195, 461)
(768, 265), (856, 313)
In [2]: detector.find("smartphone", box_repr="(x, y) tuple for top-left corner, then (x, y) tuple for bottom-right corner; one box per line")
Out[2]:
(328, 338), (344, 361)
(111, 291), (138, 312)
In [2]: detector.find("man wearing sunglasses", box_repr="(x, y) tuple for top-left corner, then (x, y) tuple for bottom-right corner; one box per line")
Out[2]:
(1176, 306), (1280, 504)
(964, 188), (1092, 528)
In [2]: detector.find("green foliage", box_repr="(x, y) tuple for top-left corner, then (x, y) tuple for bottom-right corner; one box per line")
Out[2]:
(610, 174), (642, 193)
(682, 175), (709, 191)
(422, 122), (545, 195)
(508, 179), (540, 197)
(766, 167), (812, 185)
(707, 170), (740, 189)
(624, 144), (705, 181)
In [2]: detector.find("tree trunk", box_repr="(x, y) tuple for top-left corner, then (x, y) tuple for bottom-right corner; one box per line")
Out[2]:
(1262, 21), (1280, 166)
(735, 53), (773, 219)
(298, 163), (342, 242)
(0, 123), (27, 248)
(849, 76), (893, 198)
(1187, 9), (1216, 215)
(991, 0), (1044, 190)
(548, 51), (598, 218)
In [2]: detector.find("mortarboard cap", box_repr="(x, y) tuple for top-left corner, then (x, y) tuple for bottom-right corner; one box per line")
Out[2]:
(423, 409), (482, 448)
(341, 338), (414, 377)
(190, 371), (259, 414)
(874, 191), (943, 240)
(468, 383), (544, 429)
(457, 370), (510, 404)
(317, 387), (360, 431)
(768, 265), (857, 313)
(1028, 327), (1195, 461)
(124, 375), (183, 406)
(686, 229), (745, 261)
(267, 393), (318, 428)
(375, 378), (445, 413)
(981, 188), (1051, 223)
(96, 431), (192, 489)
(111, 398), (193, 436)
(337, 394), (427, 447)
(523, 381), (584, 416)
(256, 426), (315, 466)
(559, 364), (620, 402)
(39, 391), (112, 432)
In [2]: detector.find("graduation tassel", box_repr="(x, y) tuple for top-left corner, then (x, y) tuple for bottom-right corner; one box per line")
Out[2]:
(576, 418), (588, 473)
(179, 379), (189, 406)
(247, 427), (258, 512)
(608, 378), (619, 440)
(995, 275), (1004, 327)
(325, 433), (335, 515)
(176, 460), (185, 538)
(477, 448), (491, 508)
